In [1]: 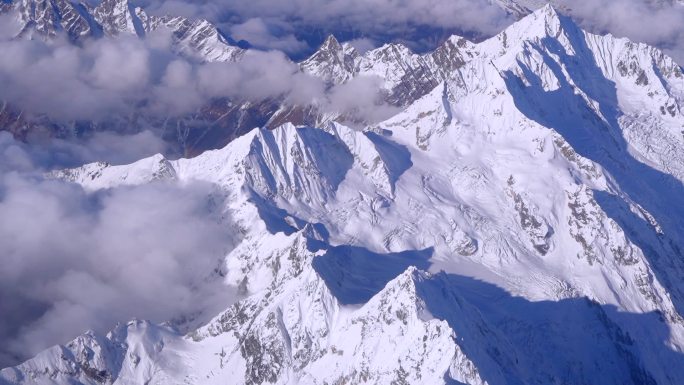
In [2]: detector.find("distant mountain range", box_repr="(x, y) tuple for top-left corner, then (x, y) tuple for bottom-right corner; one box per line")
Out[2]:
(0, 0), (585, 157)
(2, 1), (684, 384)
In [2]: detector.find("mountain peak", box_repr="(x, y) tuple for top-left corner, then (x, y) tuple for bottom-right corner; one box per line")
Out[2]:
(321, 34), (342, 51)
(4, 1), (684, 384)
(300, 34), (357, 83)
(92, 0), (144, 36)
(481, 1), (582, 56)
(539, 2), (560, 16)
(518, 2), (571, 37)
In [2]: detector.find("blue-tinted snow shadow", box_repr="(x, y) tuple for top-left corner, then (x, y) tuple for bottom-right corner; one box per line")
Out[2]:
(246, 124), (355, 236)
(248, 191), (300, 235)
(593, 190), (684, 307)
(303, 221), (682, 382)
(309, 240), (684, 384)
(288, 126), (355, 192)
(420, 273), (684, 384)
(249, 125), (354, 201)
(312, 245), (433, 305)
(365, 131), (413, 192)
(501, 13), (684, 316)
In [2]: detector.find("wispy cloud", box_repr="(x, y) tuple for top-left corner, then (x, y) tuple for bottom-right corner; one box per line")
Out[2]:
(0, 25), (396, 124)
(557, 0), (684, 63)
(136, 0), (684, 63)
(0, 133), (239, 367)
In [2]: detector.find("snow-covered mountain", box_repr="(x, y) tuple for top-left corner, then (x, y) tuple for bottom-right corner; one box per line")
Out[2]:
(1, 0), (243, 62)
(0, 0), (251, 156)
(0, 0), (592, 155)
(2, 0), (680, 158)
(3, 4), (684, 385)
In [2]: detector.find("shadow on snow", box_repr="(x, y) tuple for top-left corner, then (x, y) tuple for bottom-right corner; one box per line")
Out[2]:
(501, 13), (684, 318)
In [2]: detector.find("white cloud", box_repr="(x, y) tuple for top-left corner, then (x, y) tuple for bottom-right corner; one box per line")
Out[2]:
(347, 38), (376, 54)
(325, 76), (401, 123)
(0, 133), (240, 367)
(556, 0), (684, 63)
(141, 0), (512, 36)
(0, 11), (21, 39)
(230, 18), (309, 55)
(138, 0), (684, 63)
(0, 28), (399, 124)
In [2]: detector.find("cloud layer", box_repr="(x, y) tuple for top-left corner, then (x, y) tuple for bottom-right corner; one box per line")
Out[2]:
(0, 133), (240, 367)
(0, 25), (397, 124)
(558, 0), (684, 63)
(134, 0), (684, 63)
(2, 0), (682, 126)
(1, 0), (683, 369)
(140, 0), (512, 36)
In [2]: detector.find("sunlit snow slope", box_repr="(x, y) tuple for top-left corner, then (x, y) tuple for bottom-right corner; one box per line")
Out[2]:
(3, 5), (684, 385)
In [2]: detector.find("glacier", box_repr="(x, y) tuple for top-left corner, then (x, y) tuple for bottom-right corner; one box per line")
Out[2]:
(2, 3), (684, 385)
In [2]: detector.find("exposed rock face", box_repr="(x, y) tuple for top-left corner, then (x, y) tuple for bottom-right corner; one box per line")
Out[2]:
(1, 0), (683, 158)
(3, 0), (244, 61)
(3, 4), (684, 385)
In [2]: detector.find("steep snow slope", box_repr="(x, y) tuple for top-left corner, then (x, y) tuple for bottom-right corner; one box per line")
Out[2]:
(3, 5), (684, 385)
(1, 0), (681, 157)
(1, 0), (243, 62)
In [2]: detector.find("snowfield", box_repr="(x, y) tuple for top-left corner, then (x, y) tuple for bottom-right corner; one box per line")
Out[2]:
(3, 4), (684, 385)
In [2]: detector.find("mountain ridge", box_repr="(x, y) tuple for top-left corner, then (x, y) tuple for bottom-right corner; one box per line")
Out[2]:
(2, 4), (684, 384)
(1, 0), (244, 61)
(0, 1), (681, 158)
